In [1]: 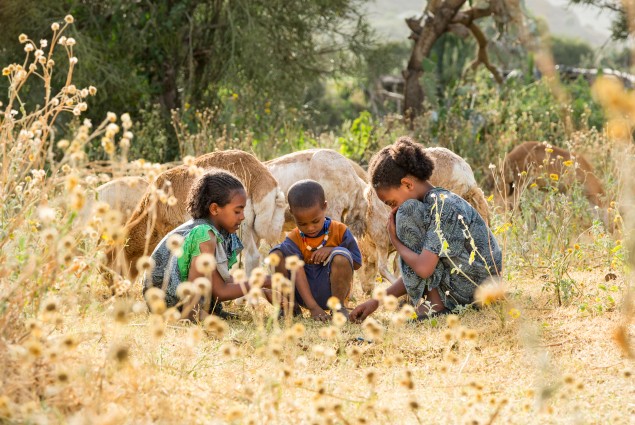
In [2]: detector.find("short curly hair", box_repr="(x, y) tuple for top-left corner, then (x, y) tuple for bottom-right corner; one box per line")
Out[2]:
(186, 169), (245, 219)
(287, 179), (325, 210)
(368, 136), (434, 189)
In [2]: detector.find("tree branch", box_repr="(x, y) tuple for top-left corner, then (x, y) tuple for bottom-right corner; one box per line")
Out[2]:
(452, 6), (494, 25)
(463, 22), (503, 84)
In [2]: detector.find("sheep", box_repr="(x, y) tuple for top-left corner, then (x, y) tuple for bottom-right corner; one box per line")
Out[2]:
(501, 141), (606, 209)
(80, 176), (149, 226)
(265, 147), (489, 293)
(108, 150), (286, 280)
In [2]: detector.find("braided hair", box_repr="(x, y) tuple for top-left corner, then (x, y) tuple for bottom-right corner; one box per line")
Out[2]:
(187, 168), (245, 219)
(368, 136), (434, 189)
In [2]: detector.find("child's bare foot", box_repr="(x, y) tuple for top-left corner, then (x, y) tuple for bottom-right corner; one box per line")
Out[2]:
(309, 307), (330, 322)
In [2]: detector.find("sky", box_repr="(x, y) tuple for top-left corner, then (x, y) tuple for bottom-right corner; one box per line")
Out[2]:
(366, 0), (620, 47)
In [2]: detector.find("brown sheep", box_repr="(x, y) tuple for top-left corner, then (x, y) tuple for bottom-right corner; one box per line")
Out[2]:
(501, 141), (606, 209)
(109, 150), (286, 280)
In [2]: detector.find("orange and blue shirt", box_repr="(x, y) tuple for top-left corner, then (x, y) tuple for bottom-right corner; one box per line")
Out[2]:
(271, 217), (362, 309)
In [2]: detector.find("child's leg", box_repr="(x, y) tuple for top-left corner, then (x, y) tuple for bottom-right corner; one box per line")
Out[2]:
(329, 252), (354, 318)
(330, 254), (353, 302)
(394, 201), (449, 315)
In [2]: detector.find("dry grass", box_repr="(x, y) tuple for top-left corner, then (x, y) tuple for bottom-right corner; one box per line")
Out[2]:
(2, 271), (632, 424)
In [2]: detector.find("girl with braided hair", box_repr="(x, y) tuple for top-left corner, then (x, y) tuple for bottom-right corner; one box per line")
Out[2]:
(350, 137), (502, 322)
(145, 169), (267, 320)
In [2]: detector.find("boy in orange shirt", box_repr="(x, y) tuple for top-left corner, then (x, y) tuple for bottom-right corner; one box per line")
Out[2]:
(270, 180), (362, 321)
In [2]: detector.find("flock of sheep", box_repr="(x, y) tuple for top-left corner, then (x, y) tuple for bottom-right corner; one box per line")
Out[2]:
(86, 142), (608, 293)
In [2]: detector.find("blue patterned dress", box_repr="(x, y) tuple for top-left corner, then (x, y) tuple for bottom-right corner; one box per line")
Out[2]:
(395, 188), (502, 310)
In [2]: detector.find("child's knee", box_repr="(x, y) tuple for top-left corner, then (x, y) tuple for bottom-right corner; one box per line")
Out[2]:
(330, 254), (353, 274)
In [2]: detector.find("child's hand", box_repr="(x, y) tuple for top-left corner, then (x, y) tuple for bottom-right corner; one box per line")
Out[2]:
(309, 307), (330, 322)
(349, 299), (379, 323)
(310, 246), (335, 264)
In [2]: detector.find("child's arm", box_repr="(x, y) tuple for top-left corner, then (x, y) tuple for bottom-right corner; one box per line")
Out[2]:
(349, 277), (407, 323)
(311, 227), (362, 270)
(188, 235), (249, 302)
(387, 208), (439, 279)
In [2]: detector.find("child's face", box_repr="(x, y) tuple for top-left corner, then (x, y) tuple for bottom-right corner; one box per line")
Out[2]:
(209, 189), (247, 233)
(290, 203), (327, 237)
(376, 182), (415, 209)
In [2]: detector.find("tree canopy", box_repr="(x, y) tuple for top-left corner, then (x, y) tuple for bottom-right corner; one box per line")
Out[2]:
(0, 0), (371, 160)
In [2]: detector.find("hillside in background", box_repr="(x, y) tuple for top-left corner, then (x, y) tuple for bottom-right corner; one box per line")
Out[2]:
(366, 0), (617, 46)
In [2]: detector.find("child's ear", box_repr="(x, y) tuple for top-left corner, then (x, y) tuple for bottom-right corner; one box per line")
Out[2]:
(400, 177), (414, 191)
(323, 201), (328, 210)
(209, 203), (218, 216)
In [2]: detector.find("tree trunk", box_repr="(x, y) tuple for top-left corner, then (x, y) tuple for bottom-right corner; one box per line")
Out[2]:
(403, 0), (467, 118)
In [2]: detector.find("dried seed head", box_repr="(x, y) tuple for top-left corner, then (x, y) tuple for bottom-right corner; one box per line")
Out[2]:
(372, 287), (386, 301)
(193, 277), (211, 296)
(166, 234), (184, 253)
(365, 369), (377, 385)
(61, 334), (78, 351)
(249, 267), (267, 288)
(163, 307), (181, 324)
(195, 253), (216, 274)
(446, 314), (459, 328)
(25, 340), (43, 358)
(219, 343), (236, 358)
(148, 298), (166, 315)
(176, 282), (196, 300)
(109, 343), (129, 364)
(41, 296), (59, 314)
(136, 256), (155, 274)
(332, 312), (347, 327)
(326, 296), (341, 311)
(264, 253), (281, 267)
(285, 255), (304, 271)
(55, 368), (70, 384)
(383, 295), (398, 311)
(231, 268), (247, 283)
(144, 287), (165, 303)
(203, 315), (228, 338)
(292, 323), (305, 338)
(112, 300), (131, 323)
(474, 280), (506, 306)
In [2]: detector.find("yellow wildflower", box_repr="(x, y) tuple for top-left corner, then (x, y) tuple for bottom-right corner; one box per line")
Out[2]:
(549, 173), (559, 181)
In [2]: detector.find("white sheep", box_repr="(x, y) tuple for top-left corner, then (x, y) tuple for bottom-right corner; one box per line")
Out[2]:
(80, 176), (149, 226)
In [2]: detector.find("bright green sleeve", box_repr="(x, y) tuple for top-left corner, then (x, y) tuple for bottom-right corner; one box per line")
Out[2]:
(177, 224), (221, 281)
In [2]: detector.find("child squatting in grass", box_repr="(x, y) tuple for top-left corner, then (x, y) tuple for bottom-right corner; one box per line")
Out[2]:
(350, 136), (503, 322)
(270, 179), (362, 321)
(145, 169), (269, 320)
